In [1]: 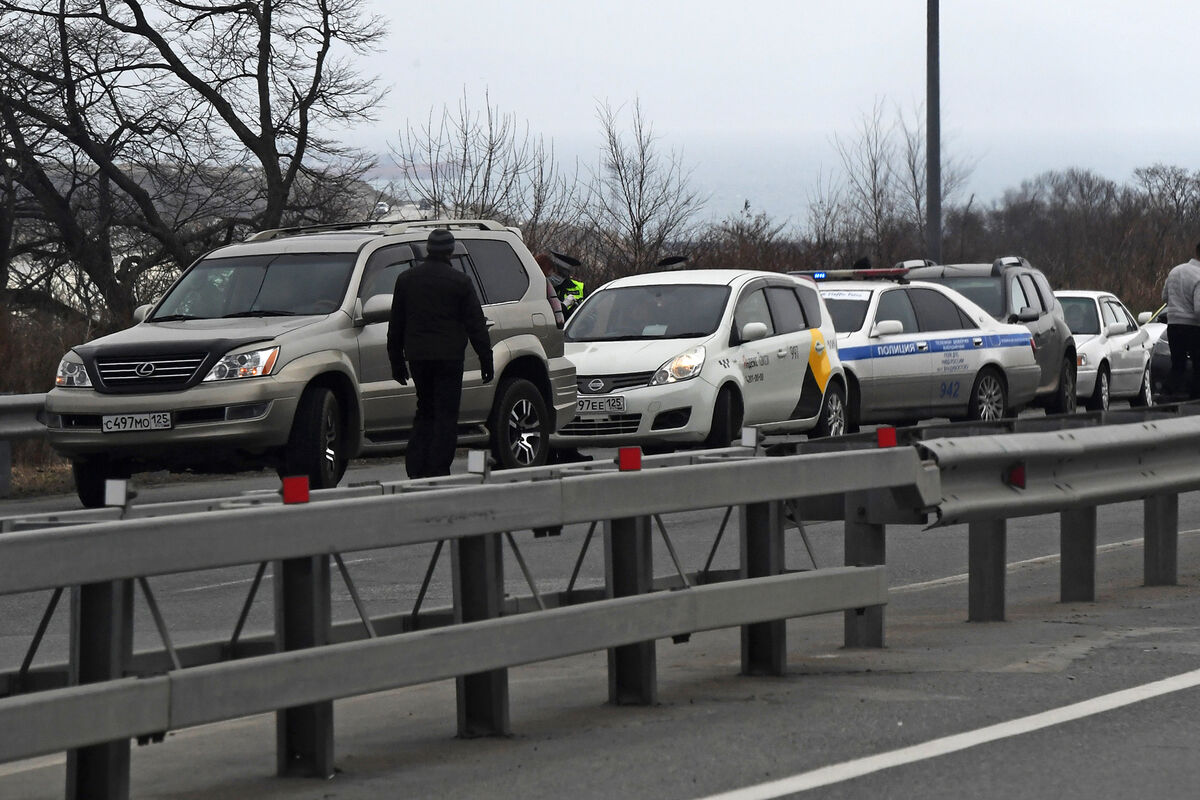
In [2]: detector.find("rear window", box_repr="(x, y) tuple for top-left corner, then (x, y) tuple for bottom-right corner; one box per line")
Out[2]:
(925, 276), (1004, 318)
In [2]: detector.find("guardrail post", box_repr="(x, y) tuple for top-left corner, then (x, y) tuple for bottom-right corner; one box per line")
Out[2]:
(0, 440), (10, 498)
(844, 492), (885, 647)
(274, 556), (334, 778)
(605, 515), (656, 704)
(65, 580), (134, 800)
(452, 533), (510, 736)
(1144, 494), (1179, 586)
(968, 519), (1006, 621)
(1060, 506), (1097, 602)
(740, 500), (786, 675)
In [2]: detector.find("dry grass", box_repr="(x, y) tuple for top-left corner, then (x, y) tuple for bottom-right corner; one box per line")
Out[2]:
(9, 460), (76, 498)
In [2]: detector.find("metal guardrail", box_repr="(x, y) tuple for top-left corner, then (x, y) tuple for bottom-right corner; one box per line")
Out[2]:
(0, 392), (48, 498)
(0, 444), (932, 799)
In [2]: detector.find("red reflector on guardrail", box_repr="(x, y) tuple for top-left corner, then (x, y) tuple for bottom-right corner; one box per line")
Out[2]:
(618, 446), (642, 471)
(1004, 462), (1026, 489)
(281, 475), (310, 504)
(876, 427), (897, 448)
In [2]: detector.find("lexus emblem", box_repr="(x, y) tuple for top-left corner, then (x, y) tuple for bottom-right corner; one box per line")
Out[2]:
(587, 378), (605, 393)
(135, 362), (156, 377)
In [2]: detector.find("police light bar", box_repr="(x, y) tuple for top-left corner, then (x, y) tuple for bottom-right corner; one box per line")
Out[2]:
(791, 268), (910, 282)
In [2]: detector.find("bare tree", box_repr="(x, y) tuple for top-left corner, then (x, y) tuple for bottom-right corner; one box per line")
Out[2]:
(894, 101), (974, 247)
(0, 0), (385, 329)
(833, 98), (898, 266)
(580, 99), (705, 281)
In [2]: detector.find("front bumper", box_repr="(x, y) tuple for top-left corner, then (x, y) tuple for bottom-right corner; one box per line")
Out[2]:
(550, 378), (717, 447)
(44, 373), (306, 463)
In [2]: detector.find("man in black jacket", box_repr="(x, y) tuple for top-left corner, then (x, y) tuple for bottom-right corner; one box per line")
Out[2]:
(387, 228), (493, 478)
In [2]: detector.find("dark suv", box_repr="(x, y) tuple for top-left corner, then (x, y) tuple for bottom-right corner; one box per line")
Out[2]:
(905, 257), (1077, 414)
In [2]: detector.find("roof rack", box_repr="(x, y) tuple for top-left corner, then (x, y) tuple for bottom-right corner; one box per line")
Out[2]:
(383, 219), (509, 234)
(790, 268), (910, 283)
(245, 220), (390, 242)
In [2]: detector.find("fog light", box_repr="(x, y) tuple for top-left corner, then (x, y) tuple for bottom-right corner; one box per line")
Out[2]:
(225, 402), (271, 421)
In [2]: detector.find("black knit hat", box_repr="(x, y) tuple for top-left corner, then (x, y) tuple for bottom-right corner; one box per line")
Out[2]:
(427, 228), (455, 256)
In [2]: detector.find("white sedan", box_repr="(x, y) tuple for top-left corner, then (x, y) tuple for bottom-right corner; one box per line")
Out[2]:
(552, 269), (847, 449)
(1055, 290), (1153, 410)
(808, 271), (1041, 427)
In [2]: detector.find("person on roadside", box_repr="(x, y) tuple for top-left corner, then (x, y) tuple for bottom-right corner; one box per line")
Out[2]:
(546, 251), (586, 318)
(1161, 240), (1200, 400)
(388, 228), (493, 478)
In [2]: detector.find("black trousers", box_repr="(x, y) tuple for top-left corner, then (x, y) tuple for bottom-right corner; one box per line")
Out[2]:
(1167, 324), (1200, 400)
(406, 359), (465, 479)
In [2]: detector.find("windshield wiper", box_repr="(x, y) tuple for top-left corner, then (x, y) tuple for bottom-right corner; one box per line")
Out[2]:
(222, 309), (298, 318)
(149, 314), (205, 322)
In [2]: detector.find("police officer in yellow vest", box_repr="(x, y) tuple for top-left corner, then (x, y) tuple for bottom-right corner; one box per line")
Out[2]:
(549, 251), (585, 318)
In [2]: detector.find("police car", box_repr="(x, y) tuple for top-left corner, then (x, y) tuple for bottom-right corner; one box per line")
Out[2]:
(803, 269), (1040, 428)
(552, 269), (847, 449)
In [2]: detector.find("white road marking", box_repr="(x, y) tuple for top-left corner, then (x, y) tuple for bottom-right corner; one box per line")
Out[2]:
(695, 668), (1200, 799)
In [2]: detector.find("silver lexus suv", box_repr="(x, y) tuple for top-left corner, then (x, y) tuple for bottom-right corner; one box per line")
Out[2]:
(45, 219), (577, 506)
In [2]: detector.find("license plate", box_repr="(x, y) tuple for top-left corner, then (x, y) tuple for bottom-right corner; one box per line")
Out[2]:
(576, 396), (626, 415)
(101, 412), (172, 433)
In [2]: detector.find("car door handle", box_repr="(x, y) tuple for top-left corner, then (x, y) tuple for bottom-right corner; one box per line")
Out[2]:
(917, 342), (928, 351)
(485, 318), (496, 328)
(973, 337), (983, 347)
(777, 348), (789, 357)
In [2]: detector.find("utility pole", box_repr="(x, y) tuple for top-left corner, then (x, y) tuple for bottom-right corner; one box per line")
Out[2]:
(926, 0), (942, 263)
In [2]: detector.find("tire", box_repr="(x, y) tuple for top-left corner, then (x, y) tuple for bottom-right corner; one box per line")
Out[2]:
(72, 458), (130, 509)
(812, 382), (847, 437)
(279, 386), (347, 489)
(1046, 356), (1077, 415)
(967, 368), (1007, 422)
(703, 386), (740, 448)
(1130, 365), (1154, 407)
(489, 378), (551, 469)
(1085, 365), (1110, 411)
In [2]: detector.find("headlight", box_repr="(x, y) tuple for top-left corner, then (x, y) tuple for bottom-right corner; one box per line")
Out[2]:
(202, 346), (280, 382)
(54, 353), (92, 387)
(1077, 353), (1089, 367)
(650, 346), (705, 385)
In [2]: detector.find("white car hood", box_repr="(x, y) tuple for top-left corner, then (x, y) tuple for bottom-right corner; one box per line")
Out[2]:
(566, 337), (707, 374)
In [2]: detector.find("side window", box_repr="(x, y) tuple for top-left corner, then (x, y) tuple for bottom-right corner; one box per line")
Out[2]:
(359, 244), (415, 300)
(451, 255), (486, 303)
(1102, 300), (1132, 332)
(796, 283), (823, 327)
(733, 288), (775, 341)
(1009, 275), (1031, 316)
(1031, 272), (1056, 311)
(909, 287), (973, 332)
(875, 289), (919, 333)
(1018, 274), (1045, 313)
(765, 286), (807, 333)
(464, 239), (530, 304)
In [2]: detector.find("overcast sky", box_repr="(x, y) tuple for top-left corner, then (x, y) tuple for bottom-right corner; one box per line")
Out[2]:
(349, 0), (1200, 222)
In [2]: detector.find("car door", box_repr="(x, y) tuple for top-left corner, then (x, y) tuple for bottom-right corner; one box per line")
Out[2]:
(355, 244), (417, 433)
(763, 284), (819, 422)
(1102, 297), (1147, 395)
(1012, 272), (1055, 392)
(863, 288), (933, 419)
(908, 287), (981, 415)
(729, 284), (784, 424)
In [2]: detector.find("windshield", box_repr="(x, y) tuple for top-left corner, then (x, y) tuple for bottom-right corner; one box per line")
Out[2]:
(820, 292), (871, 333)
(564, 284), (731, 342)
(922, 276), (1003, 318)
(150, 253), (356, 321)
(1059, 296), (1100, 335)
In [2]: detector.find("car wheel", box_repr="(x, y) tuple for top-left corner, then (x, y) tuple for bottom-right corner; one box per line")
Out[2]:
(1131, 365), (1154, 407)
(1085, 365), (1110, 411)
(703, 385), (741, 448)
(967, 368), (1007, 421)
(279, 386), (347, 489)
(72, 458), (130, 509)
(812, 382), (847, 437)
(1047, 356), (1077, 414)
(490, 378), (550, 469)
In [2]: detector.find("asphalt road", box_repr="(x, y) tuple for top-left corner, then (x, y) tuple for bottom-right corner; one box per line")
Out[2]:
(3, 446), (1200, 799)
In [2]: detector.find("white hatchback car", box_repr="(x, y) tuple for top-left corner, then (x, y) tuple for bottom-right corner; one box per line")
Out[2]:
(807, 270), (1041, 427)
(552, 269), (847, 449)
(1055, 290), (1154, 410)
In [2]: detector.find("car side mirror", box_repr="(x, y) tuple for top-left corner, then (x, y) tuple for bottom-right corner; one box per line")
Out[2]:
(361, 293), (391, 325)
(1105, 321), (1126, 337)
(740, 321), (769, 342)
(1137, 311), (1152, 325)
(133, 303), (153, 323)
(870, 319), (904, 337)
(1013, 307), (1039, 323)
